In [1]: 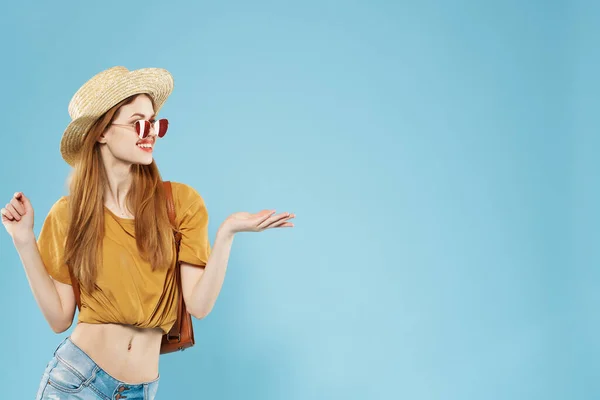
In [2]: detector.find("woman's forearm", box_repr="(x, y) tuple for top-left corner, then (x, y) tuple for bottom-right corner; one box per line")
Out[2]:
(188, 227), (235, 318)
(14, 234), (73, 333)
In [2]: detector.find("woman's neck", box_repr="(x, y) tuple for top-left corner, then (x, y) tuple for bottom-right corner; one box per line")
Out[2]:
(103, 160), (134, 215)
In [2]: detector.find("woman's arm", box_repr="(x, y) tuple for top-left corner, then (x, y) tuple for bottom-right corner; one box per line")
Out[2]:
(180, 210), (294, 319)
(15, 234), (76, 333)
(180, 227), (234, 319)
(2, 192), (75, 333)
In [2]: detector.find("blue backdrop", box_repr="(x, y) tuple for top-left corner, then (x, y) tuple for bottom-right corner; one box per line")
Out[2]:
(0, 0), (593, 399)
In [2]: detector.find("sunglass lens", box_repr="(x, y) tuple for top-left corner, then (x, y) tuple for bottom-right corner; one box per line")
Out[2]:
(135, 120), (151, 139)
(156, 119), (169, 138)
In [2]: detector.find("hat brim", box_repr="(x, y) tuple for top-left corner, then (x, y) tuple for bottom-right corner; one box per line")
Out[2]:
(60, 68), (174, 166)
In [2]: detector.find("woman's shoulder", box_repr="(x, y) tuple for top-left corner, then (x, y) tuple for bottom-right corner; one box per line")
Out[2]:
(41, 196), (70, 229)
(169, 181), (203, 198)
(48, 196), (69, 216)
(168, 181), (206, 210)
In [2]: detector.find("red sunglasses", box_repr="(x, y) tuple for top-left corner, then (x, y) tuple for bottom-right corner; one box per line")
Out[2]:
(111, 118), (169, 139)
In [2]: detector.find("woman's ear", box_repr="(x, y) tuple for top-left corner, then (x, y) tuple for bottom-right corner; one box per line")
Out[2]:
(97, 130), (108, 144)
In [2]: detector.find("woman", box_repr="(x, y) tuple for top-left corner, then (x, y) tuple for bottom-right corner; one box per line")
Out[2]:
(1, 66), (295, 399)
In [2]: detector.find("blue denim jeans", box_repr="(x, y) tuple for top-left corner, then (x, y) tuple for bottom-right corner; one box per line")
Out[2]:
(35, 337), (159, 399)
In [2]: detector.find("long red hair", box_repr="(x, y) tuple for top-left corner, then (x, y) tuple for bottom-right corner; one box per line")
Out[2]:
(64, 94), (174, 292)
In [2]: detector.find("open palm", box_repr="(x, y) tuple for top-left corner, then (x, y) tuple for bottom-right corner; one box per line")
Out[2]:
(224, 210), (295, 234)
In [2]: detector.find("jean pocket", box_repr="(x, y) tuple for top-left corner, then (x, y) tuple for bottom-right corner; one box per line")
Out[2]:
(47, 356), (86, 394)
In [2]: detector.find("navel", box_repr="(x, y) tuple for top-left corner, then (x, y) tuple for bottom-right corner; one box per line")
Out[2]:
(127, 336), (133, 351)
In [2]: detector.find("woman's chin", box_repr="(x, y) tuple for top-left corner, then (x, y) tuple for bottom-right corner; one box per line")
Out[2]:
(136, 157), (154, 166)
(133, 151), (154, 165)
(101, 148), (154, 167)
(123, 155), (153, 166)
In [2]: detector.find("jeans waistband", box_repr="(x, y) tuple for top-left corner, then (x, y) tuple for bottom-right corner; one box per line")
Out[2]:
(53, 336), (160, 387)
(54, 336), (99, 379)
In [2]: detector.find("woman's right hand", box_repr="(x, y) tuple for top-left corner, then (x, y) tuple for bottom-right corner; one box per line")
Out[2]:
(1, 192), (35, 245)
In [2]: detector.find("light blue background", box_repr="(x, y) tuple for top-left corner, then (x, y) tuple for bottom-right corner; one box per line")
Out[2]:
(0, 0), (594, 399)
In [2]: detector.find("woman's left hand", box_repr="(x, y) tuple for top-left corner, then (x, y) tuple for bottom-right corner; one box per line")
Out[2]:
(221, 210), (295, 235)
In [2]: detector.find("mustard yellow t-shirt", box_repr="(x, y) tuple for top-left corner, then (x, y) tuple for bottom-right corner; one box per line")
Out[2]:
(37, 181), (211, 334)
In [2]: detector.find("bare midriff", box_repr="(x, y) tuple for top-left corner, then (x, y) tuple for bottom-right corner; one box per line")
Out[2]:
(70, 322), (163, 384)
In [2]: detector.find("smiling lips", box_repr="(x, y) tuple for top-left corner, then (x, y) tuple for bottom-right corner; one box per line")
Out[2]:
(136, 139), (154, 152)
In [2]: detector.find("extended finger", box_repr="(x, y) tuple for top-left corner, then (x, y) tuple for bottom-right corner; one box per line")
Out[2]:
(9, 196), (25, 216)
(5, 203), (21, 221)
(268, 219), (294, 228)
(258, 212), (292, 229)
(256, 210), (276, 225)
(267, 213), (295, 227)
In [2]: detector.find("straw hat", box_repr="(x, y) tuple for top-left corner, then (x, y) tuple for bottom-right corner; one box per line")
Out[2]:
(60, 66), (174, 166)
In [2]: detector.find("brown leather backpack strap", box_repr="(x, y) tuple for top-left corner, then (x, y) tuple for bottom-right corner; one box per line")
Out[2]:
(163, 181), (183, 341)
(163, 181), (181, 247)
(163, 181), (176, 227)
(68, 265), (81, 310)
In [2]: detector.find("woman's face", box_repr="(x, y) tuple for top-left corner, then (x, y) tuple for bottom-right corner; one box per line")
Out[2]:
(98, 94), (157, 166)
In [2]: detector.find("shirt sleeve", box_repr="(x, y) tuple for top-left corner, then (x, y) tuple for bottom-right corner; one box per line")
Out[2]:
(37, 197), (72, 285)
(174, 182), (212, 267)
